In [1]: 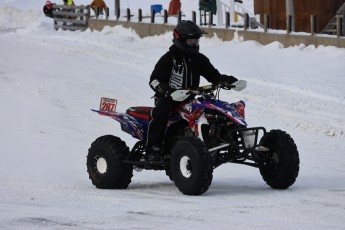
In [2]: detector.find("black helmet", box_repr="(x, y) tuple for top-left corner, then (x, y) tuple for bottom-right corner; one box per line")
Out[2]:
(173, 20), (207, 56)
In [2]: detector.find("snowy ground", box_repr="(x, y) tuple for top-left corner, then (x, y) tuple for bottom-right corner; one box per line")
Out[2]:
(1, 0), (345, 229)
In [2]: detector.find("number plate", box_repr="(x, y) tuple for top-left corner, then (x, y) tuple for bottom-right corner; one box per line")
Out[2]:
(99, 97), (117, 112)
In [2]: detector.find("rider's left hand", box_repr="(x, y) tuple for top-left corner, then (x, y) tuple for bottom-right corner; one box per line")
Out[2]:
(164, 87), (176, 98)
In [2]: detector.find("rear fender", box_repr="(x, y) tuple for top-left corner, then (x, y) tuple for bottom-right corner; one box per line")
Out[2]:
(91, 109), (146, 141)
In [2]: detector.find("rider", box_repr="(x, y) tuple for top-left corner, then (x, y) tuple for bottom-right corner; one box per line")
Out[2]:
(63, 0), (75, 5)
(146, 20), (238, 161)
(90, 0), (108, 16)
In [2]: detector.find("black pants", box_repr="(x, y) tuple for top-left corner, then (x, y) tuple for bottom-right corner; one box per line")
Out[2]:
(146, 97), (181, 150)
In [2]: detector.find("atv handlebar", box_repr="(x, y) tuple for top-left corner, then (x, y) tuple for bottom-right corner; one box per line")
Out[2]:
(170, 80), (246, 102)
(191, 82), (235, 95)
(194, 80), (247, 94)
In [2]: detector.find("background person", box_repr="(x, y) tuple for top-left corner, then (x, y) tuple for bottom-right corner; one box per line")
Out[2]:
(90, 0), (107, 16)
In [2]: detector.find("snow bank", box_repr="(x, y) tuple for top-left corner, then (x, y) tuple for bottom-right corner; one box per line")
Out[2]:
(0, 5), (41, 29)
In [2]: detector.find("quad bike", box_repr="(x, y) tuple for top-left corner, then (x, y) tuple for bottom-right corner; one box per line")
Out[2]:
(86, 81), (300, 195)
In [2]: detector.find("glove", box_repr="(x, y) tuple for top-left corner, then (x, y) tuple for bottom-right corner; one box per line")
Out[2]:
(150, 80), (175, 98)
(216, 75), (238, 89)
(218, 74), (237, 85)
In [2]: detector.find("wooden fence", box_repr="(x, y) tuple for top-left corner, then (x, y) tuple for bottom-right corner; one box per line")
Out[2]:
(52, 4), (91, 31)
(50, 4), (344, 40)
(115, 7), (345, 37)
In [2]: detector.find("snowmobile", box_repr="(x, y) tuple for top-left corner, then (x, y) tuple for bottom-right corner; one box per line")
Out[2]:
(86, 81), (300, 195)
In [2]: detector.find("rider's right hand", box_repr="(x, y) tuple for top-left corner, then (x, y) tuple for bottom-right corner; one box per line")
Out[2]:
(150, 80), (175, 98)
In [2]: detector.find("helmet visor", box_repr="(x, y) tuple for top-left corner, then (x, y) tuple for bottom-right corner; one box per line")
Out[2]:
(185, 38), (199, 47)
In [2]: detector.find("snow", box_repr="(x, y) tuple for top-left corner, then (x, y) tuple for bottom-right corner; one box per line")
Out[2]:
(1, 0), (345, 229)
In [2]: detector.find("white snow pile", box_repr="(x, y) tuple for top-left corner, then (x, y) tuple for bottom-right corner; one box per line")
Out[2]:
(0, 6), (40, 30)
(0, 0), (345, 229)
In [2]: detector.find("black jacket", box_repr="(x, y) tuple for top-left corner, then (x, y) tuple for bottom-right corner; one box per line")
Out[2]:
(150, 45), (225, 93)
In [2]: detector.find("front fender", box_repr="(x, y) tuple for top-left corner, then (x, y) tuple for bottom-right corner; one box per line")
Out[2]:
(196, 100), (247, 126)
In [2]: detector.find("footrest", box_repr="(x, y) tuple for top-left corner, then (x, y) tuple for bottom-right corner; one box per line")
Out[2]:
(123, 160), (168, 166)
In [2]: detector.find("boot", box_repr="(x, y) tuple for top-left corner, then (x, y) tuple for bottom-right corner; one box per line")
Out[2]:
(145, 146), (162, 162)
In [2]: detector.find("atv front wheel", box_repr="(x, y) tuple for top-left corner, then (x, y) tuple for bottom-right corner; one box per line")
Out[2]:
(87, 135), (133, 189)
(259, 130), (299, 189)
(170, 136), (213, 195)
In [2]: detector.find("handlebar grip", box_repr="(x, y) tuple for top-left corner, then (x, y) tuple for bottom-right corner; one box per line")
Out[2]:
(198, 85), (216, 92)
(222, 82), (236, 89)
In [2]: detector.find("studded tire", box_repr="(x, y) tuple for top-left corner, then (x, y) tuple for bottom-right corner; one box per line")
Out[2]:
(87, 135), (133, 189)
(259, 130), (300, 189)
(170, 136), (213, 195)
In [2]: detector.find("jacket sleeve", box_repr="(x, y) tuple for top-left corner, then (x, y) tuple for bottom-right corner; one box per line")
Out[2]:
(199, 54), (238, 85)
(199, 53), (223, 85)
(149, 52), (173, 90)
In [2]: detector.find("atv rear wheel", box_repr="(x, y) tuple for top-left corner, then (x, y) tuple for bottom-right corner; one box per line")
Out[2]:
(170, 136), (213, 195)
(87, 135), (133, 189)
(259, 130), (299, 189)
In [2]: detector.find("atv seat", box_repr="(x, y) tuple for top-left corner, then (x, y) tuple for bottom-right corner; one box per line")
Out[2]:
(126, 106), (153, 121)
